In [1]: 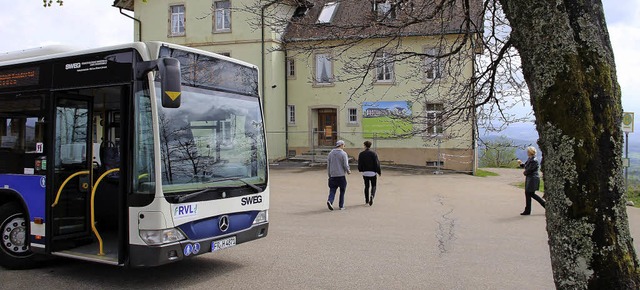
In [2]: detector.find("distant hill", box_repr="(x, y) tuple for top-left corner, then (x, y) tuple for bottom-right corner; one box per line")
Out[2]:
(480, 122), (640, 145)
(478, 123), (539, 162)
(479, 122), (640, 172)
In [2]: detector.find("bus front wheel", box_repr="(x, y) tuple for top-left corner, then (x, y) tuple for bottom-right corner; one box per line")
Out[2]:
(0, 203), (38, 269)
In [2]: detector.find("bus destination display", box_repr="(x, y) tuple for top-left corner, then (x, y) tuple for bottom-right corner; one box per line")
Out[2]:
(0, 67), (39, 89)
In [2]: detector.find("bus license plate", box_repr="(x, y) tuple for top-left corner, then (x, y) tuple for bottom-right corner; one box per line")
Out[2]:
(212, 236), (236, 252)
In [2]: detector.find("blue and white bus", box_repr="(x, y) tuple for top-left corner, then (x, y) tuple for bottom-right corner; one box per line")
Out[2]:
(0, 42), (269, 269)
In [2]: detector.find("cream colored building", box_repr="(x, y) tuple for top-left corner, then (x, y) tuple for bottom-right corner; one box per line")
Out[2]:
(113, 0), (481, 172)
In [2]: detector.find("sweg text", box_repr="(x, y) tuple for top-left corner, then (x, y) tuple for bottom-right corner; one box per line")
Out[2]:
(241, 195), (263, 206)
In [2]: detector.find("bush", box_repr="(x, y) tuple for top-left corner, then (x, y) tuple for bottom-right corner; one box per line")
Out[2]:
(627, 181), (640, 207)
(479, 136), (520, 168)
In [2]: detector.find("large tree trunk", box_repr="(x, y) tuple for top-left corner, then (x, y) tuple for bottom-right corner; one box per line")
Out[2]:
(498, 0), (640, 288)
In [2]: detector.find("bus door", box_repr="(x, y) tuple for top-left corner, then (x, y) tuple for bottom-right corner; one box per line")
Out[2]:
(50, 90), (123, 265)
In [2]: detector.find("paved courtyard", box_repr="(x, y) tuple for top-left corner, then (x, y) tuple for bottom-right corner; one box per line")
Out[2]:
(261, 164), (640, 289)
(2, 165), (640, 289)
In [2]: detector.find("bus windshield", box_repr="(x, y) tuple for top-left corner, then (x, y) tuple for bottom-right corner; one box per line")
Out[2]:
(156, 48), (266, 198)
(157, 85), (266, 196)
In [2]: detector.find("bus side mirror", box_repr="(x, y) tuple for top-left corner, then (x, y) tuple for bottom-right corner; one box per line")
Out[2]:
(158, 58), (182, 108)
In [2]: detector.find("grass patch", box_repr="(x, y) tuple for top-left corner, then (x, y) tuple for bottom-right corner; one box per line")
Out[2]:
(515, 180), (545, 192)
(475, 169), (499, 177)
(628, 194), (640, 207)
(627, 187), (640, 208)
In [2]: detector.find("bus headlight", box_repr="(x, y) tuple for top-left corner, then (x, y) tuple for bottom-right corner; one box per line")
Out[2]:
(253, 210), (268, 224)
(140, 228), (186, 245)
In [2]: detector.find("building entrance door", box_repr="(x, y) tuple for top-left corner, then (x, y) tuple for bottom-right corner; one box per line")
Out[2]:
(317, 109), (337, 147)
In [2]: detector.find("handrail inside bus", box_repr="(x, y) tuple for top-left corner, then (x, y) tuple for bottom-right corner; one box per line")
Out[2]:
(91, 168), (120, 256)
(51, 170), (90, 208)
(51, 168), (120, 256)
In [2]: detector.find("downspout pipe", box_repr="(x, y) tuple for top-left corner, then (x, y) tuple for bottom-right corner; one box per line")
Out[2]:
(262, 2), (289, 158)
(470, 32), (480, 175)
(261, 5), (269, 119)
(119, 8), (142, 42)
(284, 49), (289, 157)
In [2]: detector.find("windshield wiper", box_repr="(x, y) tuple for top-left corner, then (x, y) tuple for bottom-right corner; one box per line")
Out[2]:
(176, 186), (220, 203)
(213, 177), (263, 193)
(175, 177), (262, 203)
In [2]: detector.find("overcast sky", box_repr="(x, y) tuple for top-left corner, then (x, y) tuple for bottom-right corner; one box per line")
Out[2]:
(1, 1), (639, 130)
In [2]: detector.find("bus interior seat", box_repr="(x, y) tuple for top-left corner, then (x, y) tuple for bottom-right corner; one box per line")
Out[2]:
(99, 141), (120, 180)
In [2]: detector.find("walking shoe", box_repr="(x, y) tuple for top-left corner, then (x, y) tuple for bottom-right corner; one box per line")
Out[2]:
(340, 207), (345, 210)
(327, 201), (334, 211)
(369, 196), (374, 206)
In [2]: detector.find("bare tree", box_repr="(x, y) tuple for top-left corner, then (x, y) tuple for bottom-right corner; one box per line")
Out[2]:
(159, 112), (211, 183)
(42, 0), (63, 7)
(159, 112), (177, 183)
(479, 135), (520, 168)
(242, 0), (538, 151)
(259, 0), (487, 140)
(247, 0), (640, 287)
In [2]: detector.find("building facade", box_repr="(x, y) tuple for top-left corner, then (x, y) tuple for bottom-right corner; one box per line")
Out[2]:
(113, 0), (481, 172)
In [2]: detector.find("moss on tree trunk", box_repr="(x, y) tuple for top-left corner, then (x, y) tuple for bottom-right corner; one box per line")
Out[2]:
(499, 0), (640, 288)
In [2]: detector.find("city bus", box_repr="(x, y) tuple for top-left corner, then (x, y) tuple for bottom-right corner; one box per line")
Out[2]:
(0, 42), (269, 269)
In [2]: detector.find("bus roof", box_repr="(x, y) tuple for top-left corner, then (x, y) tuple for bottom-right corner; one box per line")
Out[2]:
(0, 43), (151, 66)
(0, 42), (258, 71)
(0, 45), (80, 62)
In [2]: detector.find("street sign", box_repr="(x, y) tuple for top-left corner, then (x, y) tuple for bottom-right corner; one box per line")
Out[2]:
(622, 112), (634, 133)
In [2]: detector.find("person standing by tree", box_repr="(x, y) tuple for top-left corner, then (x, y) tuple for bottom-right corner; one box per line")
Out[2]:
(358, 140), (381, 206)
(517, 146), (545, 215)
(327, 140), (350, 210)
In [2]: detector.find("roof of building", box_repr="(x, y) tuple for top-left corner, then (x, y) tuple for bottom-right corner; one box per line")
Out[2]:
(112, 0), (483, 43)
(283, 0), (483, 43)
(112, 0), (133, 12)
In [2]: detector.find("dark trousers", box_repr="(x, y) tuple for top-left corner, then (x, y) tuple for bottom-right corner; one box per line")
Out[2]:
(328, 176), (347, 208)
(363, 176), (377, 202)
(523, 191), (545, 214)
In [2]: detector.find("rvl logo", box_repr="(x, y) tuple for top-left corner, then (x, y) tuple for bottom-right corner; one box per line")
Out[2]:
(174, 203), (198, 218)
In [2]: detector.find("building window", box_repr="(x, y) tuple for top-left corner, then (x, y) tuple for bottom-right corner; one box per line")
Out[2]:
(288, 105), (296, 124)
(375, 51), (394, 82)
(348, 108), (358, 124)
(424, 48), (443, 81)
(170, 5), (186, 36)
(317, 2), (338, 24)
(214, 0), (231, 32)
(286, 58), (296, 79)
(425, 103), (444, 136)
(373, 0), (396, 20)
(315, 53), (333, 84)
(293, 6), (310, 18)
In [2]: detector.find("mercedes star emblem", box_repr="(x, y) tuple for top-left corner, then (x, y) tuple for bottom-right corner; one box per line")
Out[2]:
(219, 215), (230, 232)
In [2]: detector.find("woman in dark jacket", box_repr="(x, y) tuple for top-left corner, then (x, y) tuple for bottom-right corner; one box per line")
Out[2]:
(358, 141), (381, 206)
(518, 146), (545, 215)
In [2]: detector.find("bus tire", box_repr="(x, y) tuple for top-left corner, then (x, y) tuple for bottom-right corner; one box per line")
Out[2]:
(0, 202), (38, 269)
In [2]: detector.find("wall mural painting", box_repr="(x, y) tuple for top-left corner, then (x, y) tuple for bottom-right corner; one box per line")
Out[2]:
(362, 101), (412, 138)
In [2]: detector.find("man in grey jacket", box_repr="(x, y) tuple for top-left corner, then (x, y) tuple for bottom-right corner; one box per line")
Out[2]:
(327, 140), (351, 210)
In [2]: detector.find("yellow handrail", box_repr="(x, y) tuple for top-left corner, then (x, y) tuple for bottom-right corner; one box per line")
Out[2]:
(91, 168), (120, 256)
(51, 170), (90, 208)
